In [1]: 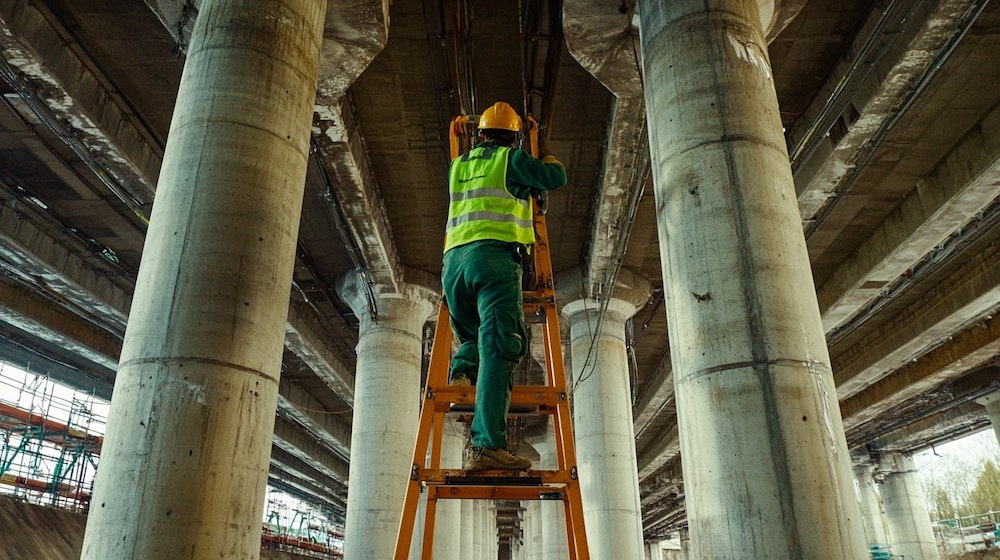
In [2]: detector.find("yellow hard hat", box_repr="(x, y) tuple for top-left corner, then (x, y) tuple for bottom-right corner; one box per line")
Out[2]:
(478, 102), (522, 132)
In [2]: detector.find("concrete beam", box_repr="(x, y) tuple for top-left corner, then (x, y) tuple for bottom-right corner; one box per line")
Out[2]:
(833, 233), (1000, 399)
(0, 275), (120, 371)
(266, 470), (343, 514)
(269, 445), (347, 506)
(285, 300), (355, 406)
(787, 0), (975, 222)
(0, 205), (131, 332)
(819, 99), (1000, 332)
(563, 0), (647, 299)
(276, 382), (352, 461)
(840, 315), (1000, 431)
(311, 1), (399, 290)
(273, 415), (350, 485)
(633, 352), (673, 437)
(312, 97), (401, 291)
(636, 420), (679, 482)
(0, 0), (161, 198)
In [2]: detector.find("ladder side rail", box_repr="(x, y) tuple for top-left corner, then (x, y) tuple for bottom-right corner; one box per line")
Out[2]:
(421, 491), (441, 559)
(532, 207), (591, 560)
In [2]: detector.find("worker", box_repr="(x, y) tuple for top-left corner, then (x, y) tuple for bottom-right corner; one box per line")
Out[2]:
(442, 101), (567, 471)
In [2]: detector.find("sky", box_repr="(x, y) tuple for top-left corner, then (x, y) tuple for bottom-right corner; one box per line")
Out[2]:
(913, 427), (1000, 500)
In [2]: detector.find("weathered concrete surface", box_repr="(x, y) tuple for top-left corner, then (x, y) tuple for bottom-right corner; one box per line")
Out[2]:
(638, 0), (867, 557)
(0, 496), (85, 560)
(81, 1), (328, 558)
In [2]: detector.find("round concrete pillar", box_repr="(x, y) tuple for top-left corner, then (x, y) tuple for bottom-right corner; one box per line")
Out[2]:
(432, 419), (465, 559)
(81, 2), (325, 559)
(337, 272), (437, 559)
(559, 267), (649, 559)
(854, 463), (890, 550)
(535, 431), (569, 559)
(461, 500), (475, 557)
(637, 1), (867, 557)
(880, 454), (940, 560)
(977, 391), (1000, 445)
(524, 500), (543, 559)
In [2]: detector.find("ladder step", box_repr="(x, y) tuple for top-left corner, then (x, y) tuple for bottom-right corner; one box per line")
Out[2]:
(417, 468), (577, 485)
(446, 474), (543, 486)
(427, 485), (568, 501)
(448, 403), (538, 415)
(427, 386), (567, 414)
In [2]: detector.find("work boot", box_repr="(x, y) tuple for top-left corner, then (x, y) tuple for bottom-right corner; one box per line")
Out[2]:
(463, 446), (532, 471)
(449, 375), (472, 386)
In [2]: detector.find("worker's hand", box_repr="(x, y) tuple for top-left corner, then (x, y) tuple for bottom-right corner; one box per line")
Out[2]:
(541, 154), (565, 169)
(538, 138), (552, 159)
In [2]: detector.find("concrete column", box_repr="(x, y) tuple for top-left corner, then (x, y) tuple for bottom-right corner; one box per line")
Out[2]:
(433, 418), (465, 559)
(525, 500), (543, 560)
(337, 273), (437, 560)
(559, 267), (649, 559)
(645, 541), (663, 560)
(473, 500), (485, 560)
(461, 500), (475, 558)
(81, 2), (325, 559)
(977, 391), (1000, 445)
(536, 423), (569, 559)
(854, 463), (890, 551)
(637, 1), (867, 558)
(410, 493), (427, 560)
(880, 453), (940, 560)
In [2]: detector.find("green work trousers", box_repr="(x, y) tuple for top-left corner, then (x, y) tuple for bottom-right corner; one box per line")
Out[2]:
(442, 240), (527, 449)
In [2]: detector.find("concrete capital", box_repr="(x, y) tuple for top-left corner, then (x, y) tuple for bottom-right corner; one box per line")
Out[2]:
(976, 389), (1000, 410)
(336, 268), (439, 335)
(557, 266), (652, 321)
(877, 452), (917, 475)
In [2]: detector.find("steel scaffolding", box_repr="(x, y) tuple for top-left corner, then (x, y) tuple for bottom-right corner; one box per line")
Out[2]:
(0, 361), (105, 512)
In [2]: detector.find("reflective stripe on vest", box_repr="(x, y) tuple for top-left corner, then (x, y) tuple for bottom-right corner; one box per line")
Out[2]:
(444, 145), (534, 253)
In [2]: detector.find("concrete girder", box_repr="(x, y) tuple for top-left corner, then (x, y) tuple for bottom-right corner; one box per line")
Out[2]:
(0, 1), (160, 201)
(311, 1), (399, 291)
(632, 353), (682, 482)
(311, 98), (401, 291)
(265, 468), (343, 513)
(636, 420), (679, 482)
(788, 0), (976, 223)
(833, 233), (1000, 399)
(563, 0), (646, 299)
(276, 382), (352, 461)
(0, 205), (131, 333)
(285, 300), (356, 407)
(632, 352), (673, 438)
(819, 99), (1000, 333)
(867, 401), (990, 454)
(269, 445), (347, 507)
(0, 275), (120, 372)
(1, 197), (357, 423)
(273, 415), (350, 485)
(841, 315), (1000, 432)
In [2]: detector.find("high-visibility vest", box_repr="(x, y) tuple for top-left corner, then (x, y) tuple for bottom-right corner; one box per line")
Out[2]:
(444, 145), (534, 253)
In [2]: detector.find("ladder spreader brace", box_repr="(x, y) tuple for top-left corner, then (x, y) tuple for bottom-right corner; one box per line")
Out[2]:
(391, 116), (590, 559)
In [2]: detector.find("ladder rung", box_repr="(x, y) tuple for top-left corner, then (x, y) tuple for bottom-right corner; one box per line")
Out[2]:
(446, 474), (543, 485)
(448, 403), (538, 415)
(426, 386), (567, 410)
(416, 468), (577, 485)
(427, 485), (567, 501)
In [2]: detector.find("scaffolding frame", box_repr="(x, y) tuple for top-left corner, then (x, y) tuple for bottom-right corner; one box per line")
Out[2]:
(0, 361), (104, 512)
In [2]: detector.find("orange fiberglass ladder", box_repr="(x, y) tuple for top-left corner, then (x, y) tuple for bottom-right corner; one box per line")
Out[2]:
(391, 116), (590, 559)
